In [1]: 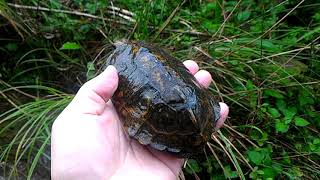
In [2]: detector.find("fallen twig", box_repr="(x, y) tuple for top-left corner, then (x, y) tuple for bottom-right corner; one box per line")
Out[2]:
(7, 3), (135, 23)
(153, 0), (186, 40)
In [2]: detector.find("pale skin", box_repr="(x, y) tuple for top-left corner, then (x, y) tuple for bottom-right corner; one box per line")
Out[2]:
(51, 60), (229, 180)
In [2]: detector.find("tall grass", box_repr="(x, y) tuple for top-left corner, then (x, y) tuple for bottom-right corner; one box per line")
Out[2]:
(0, 85), (72, 179)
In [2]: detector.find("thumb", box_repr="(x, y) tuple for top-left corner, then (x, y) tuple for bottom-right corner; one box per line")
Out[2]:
(67, 65), (118, 115)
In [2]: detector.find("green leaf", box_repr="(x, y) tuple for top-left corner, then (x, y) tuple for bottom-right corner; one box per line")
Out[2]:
(264, 89), (284, 99)
(202, 2), (222, 22)
(275, 120), (289, 133)
(224, 165), (238, 178)
(261, 40), (277, 50)
(186, 159), (202, 174)
(249, 167), (259, 179)
(309, 143), (316, 151)
(283, 106), (297, 124)
(248, 150), (264, 165)
(268, 108), (281, 118)
(246, 80), (256, 90)
(262, 167), (277, 179)
(229, 60), (239, 65)
(79, 24), (91, 34)
(237, 11), (251, 21)
(86, 62), (96, 81)
(281, 151), (291, 165)
(85, 3), (97, 14)
(313, 138), (320, 145)
(299, 89), (314, 106)
(257, 132), (268, 146)
(294, 117), (310, 126)
(60, 42), (81, 50)
(202, 156), (213, 174)
(202, 20), (219, 32)
(313, 12), (320, 21)
(5, 43), (18, 51)
(276, 99), (286, 113)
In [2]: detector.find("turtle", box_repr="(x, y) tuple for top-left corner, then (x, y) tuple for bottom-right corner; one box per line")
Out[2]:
(104, 41), (220, 158)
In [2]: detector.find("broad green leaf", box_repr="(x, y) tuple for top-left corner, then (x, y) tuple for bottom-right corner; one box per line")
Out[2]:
(257, 170), (264, 175)
(264, 89), (284, 99)
(246, 80), (256, 90)
(262, 167), (277, 179)
(294, 117), (310, 126)
(202, 20), (219, 32)
(248, 150), (264, 165)
(237, 11), (251, 21)
(283, 106), (297, 124)
(60, 42), (81, 50)
(314, 138), (320, 145)
(276, 99), (286, 113)
(309, 143), (317, 151)
(268, 108), (281, 118)
(275, 120), (289, 133)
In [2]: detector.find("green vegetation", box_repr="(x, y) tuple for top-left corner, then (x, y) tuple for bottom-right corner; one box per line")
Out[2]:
(1, 0), (319, 179)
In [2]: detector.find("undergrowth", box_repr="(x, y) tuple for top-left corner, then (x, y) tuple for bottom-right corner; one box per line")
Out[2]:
(0, 0), (319, 179)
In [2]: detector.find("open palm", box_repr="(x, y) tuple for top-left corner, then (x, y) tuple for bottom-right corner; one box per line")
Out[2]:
(51, 60), (229, 180)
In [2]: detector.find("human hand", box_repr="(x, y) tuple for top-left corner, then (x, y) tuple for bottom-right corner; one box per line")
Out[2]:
(51, 60), (229, 180)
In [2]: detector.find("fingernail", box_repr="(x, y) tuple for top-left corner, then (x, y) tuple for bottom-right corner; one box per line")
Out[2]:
(215, 102), (229, 129)
(105, 65), (117, 74)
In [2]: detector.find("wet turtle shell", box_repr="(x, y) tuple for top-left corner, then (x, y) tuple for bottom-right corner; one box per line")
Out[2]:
(105, 41), (220, 158)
